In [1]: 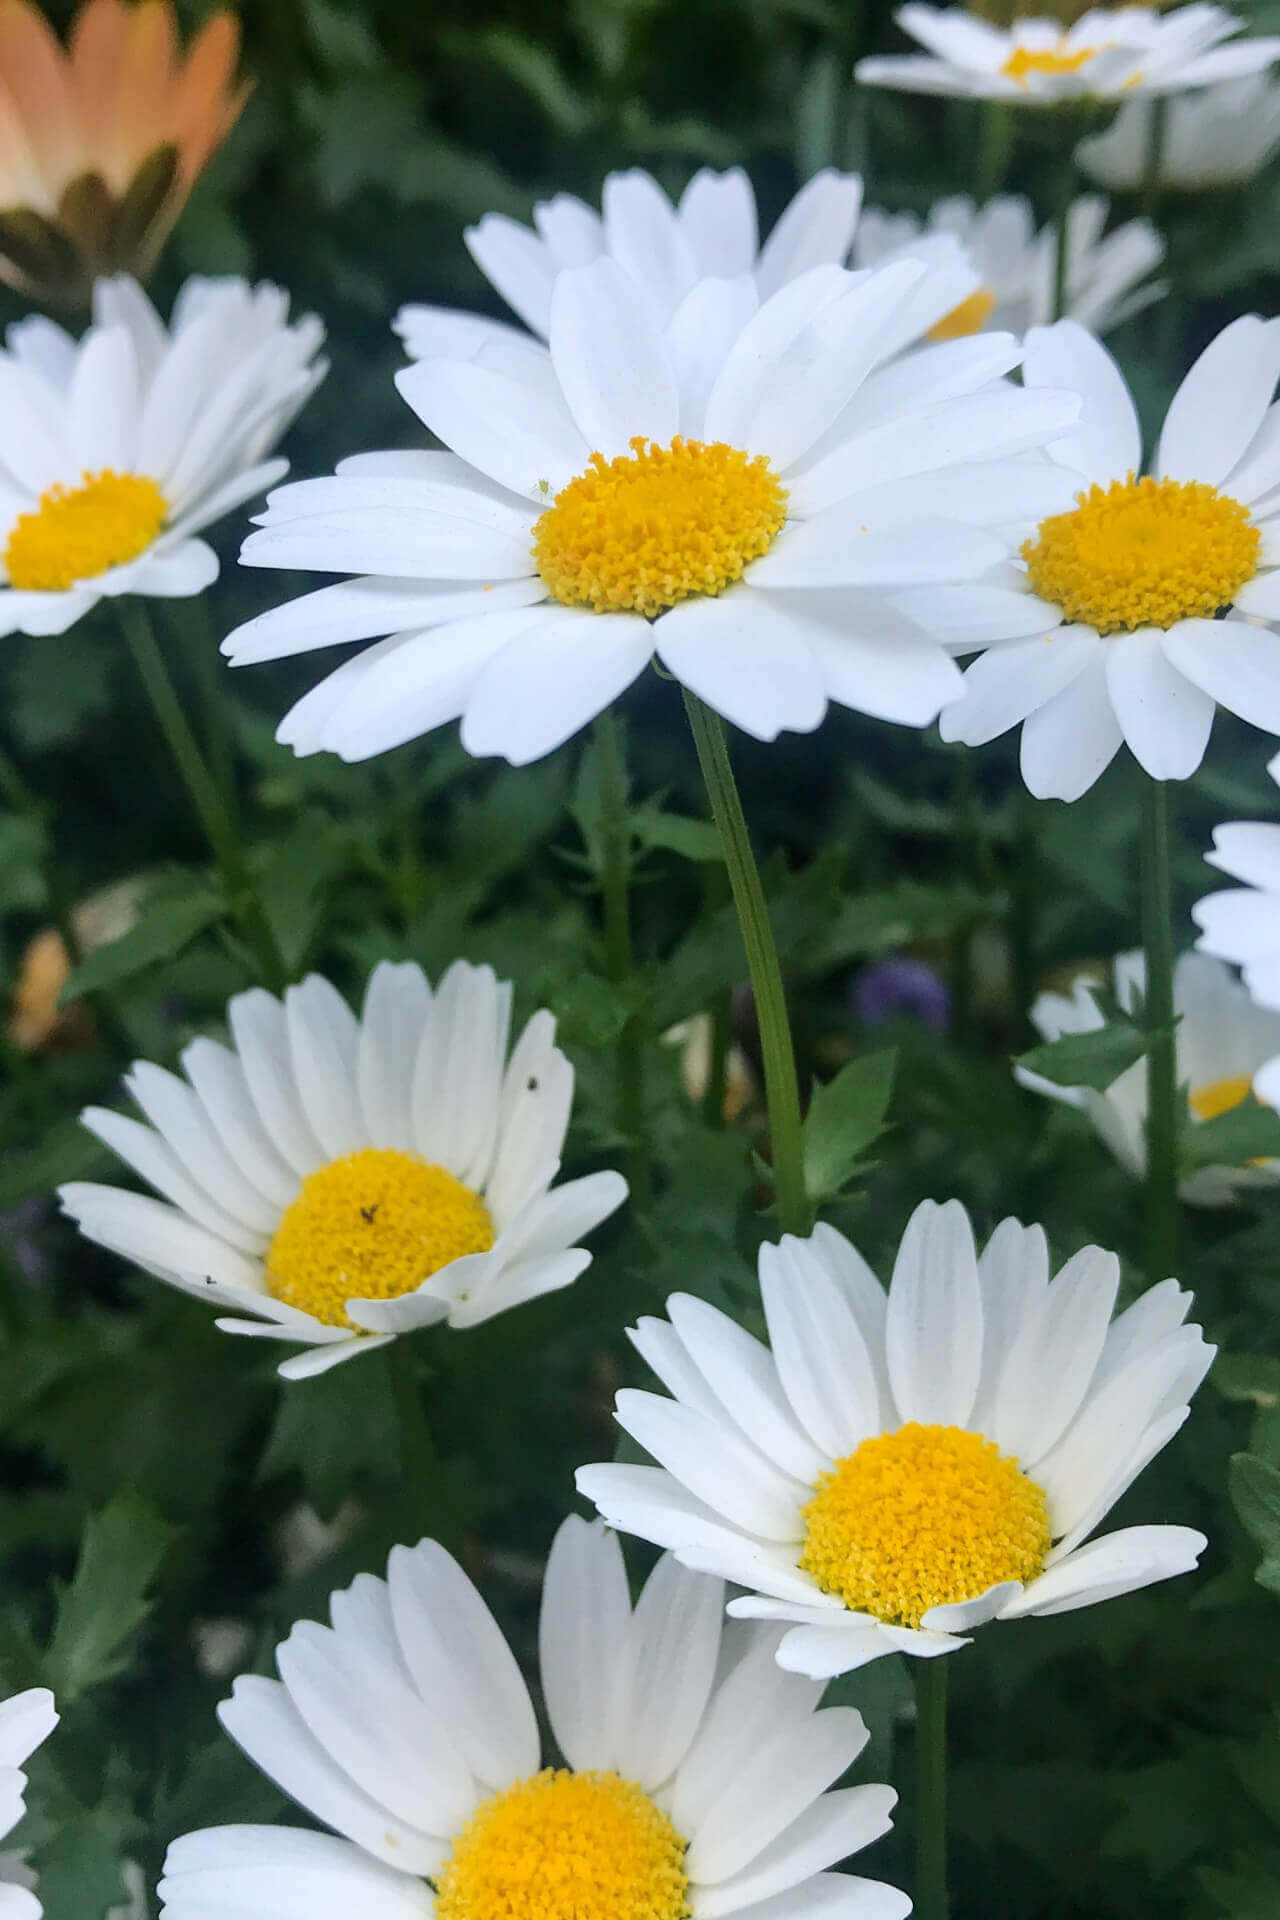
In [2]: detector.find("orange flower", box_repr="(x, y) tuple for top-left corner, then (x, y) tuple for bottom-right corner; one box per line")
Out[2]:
(0, 0), (248, 307)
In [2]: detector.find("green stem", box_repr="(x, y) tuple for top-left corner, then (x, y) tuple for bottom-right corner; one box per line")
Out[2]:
(119, 598), (287, 992)
(1052, 157), (1075, 322)
(593, 713), (650, 1211)
(386, 1339), (459, 1550)
(1140, 773), (1179, 1279)
(976, 100), (1013, 201)
(184, 597), (238, 821)
(1141, 95), (1169, 226)
(682, 691), (810, 1236)
(915, 1659), (950, 1920)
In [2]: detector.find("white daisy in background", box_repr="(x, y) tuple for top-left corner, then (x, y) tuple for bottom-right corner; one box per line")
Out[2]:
(1193, 751), (1280, 1105)
(579, 1200), (1212, 1677)
(854, 194), (1164, 340)
(1017, 950), (1280, 1204)
(398, 163), (979, 358)
(224, 254), (1081, 765)
(938, 314), (1280, 800)
(1076, 74), (1280, 191)
(0, 274), (324, 639)
(855, 3), (1280, 104)
(0, 1688), (58, 1920)
(159, 1519), (908, 1920)
(58, 960), (626, 1379)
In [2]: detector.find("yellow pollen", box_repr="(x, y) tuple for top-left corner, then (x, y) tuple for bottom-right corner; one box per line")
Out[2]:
(1022, 473), (1260, 635)
(4, 470), (168, 591)
(1188, 1073), (1254, 1123)
(928, 287), (999, 342)
(1000, 40), (1099, 81)
(800, 1421), (1051, 1629)
(435, 1769), (691, 1920)
(533, 435), (788, 619)
(265, 1147), (493, 1330)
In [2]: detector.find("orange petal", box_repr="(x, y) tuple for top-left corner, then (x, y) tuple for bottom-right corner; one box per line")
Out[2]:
(0, 0), (84, 192)
(172, 9), (242, 181)
(103, 0), (176, 190)
(69, 0), (130, 148)
(0, 69), (49, 210)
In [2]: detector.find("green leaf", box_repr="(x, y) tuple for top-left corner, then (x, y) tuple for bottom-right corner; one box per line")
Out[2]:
(631, 807), (722, 863)
(0, 1117), (112, 1211)
(0, 812), (48, 913)
(1015, 1018), (1155, 1092)
(1184, 1099), (1280, 1171)
(45, 1490), (173, 1703)
(60, 871), (222, 1001)
(29, 1801), (132, 1920)
(256, 821), (344, 973)
(1214, 1354), (1280, 1411)
(259, 1350), (398, 1518)
(802, 1050), (897, 1202)
(1231, 1453), (1280, 1584)
(550, 973), (634, 1049)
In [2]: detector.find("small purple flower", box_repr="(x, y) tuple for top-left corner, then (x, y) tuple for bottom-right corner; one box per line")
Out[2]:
(853, 954), (951, 1032)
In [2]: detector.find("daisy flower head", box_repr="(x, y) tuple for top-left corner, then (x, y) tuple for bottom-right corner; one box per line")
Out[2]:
(578, 1202), (1212, 1677)
(855, 3), (1280, 105)
(399, 163), (978, 356)
(1018, 950), (1280, 1203)
(939, 314), (1280, 800)
(0, 273), (325, 642)
(1077, 74), (1280, 190)
(1194, 752), (1280, 1045)
(226, 254), (1083, 766)
(159, 1520), (907, 1920)
(0, 0), (247, 307)
(58, 961), (626, 1379)
(0, 1687), (57, 1920)
(854, 194), (1164, 340)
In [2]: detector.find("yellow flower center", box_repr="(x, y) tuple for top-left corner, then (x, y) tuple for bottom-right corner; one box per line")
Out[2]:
(4, 470), (168, 592)
(800, 1421), (1051, 1629)
(928, 287), (999, 342)
(435, 1769), (690, 1920)
(265, 1147), (493, 1330)
(1000, 41), (1099, 82)
(1022, 474), (1260, 636)
(1188, 1073), (1254, 1123)
(533, 435), (788, 619)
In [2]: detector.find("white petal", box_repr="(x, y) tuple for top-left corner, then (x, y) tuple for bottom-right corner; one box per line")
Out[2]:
(1023, 320), (1138, 484)
(461, 608), (652, 764)
(693, 1786), (897, 1917)
(549, 260), (679, 456)
(755, 172), (865, 299)
(884, 1198), (983, 1426)
(989, 1245), (1120, 1464)
(395, 358), (587, 502)
(758, 587), (964, 726)
(654, 591), (826, 741)
(227, 987), (327, 1178)
(999, 1525), (1206, 1617)
(1019, 651), (1123, 801)
(465, 213), (558, 336)
(686, 1707), (870, 1884)
(1161, 617), (1280, 735)
(602, 170), (697, 325)
(613, 1389), (807, 1540)
(539, 1516), (631, 1771)
(616, 1553), (724, 1789)
(759, 1237), (880, 1457)
(1105, 629), (1215, 779)
(1158, 315), (1280, 485)
(679, 167), (758, 276)
(284, 976), (363, 1161)
(70, 325), (138, 472)
(665, 1291), (826, 1483)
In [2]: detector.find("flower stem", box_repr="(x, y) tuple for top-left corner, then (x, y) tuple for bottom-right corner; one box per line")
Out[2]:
(1140, 772), (1179, 1279)
(119, 597), (288, 993)
(1141, 96), (1170, 225)
(593, 711), (650, 1212)
(915, 1659), (950, 1920)
(1052, 157), (1075, 322)
(682, 690), (810, 1236)
(976, 100), (1013, 200)
(386, 1339), (460, 1551)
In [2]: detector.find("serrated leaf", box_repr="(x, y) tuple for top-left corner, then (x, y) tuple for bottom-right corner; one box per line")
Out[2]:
(0, 1118), (111, 1210)
(550, 973), (634, 1049)
(1214, 1354), (1280, 1410)
(802, 1050), (896, 1201)
(259, 1349), (398, 1518)
(256, 820), (344, 973)
(1184, 1099), (1280, 1171)
(45, 1490), (173, 1703)
(29, 1802), (132, 1920)
(631, 807), (722, 863)
(60, 873), (223, 1001)
(0, 812), (48, 913)
(1015, 1018), (1156, 1092)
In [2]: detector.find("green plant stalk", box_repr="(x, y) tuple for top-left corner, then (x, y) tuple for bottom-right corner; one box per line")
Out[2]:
(1052, 156), (1074, 322)
(593, 712), (650, 1211)
(386, 1339), (460, 1551)
(1140, 772), (1179, 1279)
(1141, 94), (1169, 225)
(915, 1658), (950, 1920)
(119, 598), (288, 993)
(976, 100), (1014, 200)
(682, 690), (810, 1235)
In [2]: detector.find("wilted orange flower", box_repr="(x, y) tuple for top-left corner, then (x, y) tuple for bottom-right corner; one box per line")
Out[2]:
(0, 0), (248, 307)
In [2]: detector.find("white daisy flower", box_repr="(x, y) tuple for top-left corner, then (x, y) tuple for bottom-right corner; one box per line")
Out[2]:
(0, 273), (325, 639)
(398, 163), (979, 359)
(1017, 950), (1280, 1204)
(853, 194), (1164, 340)
(224, 255), (1081, 766)
(1193, 751), (1280, 1107)
(578, 1200), (1212, 1677)
(0, 1689), (57, 1920)
(856, 3), (1280, 104)
(58, 961), (626, 1379)
(1076, 74), (1280, 191)
(938, 314), (1280, 800)
(159, 1520), (908, 1920)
